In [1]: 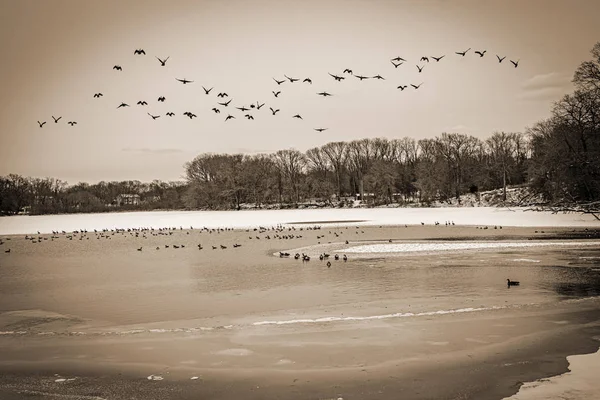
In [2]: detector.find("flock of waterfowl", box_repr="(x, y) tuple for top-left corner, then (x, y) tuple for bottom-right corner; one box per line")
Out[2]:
(35, 47), (520, 131)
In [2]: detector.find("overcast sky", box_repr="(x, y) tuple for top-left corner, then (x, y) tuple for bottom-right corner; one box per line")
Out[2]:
(1, 0), (599, 184)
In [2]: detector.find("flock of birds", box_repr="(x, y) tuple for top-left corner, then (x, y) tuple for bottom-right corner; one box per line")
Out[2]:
(35, 47), (520, 131)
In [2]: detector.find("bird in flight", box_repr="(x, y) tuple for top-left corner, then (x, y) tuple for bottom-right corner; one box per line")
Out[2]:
(37, 121), (46, 128)
(176, 78), (193, 84)
(67, 121), (77, 126)
(272, 91), (281, 97)
(510, 59), (520, 68)
(256, 102), (265, 109)
(117, 103), (129, 108)
(496, 55), (506, 63)
(293, 114), (303, 119)
(166, 112), (175, 117)
(372, 75), (385, 80)
(134, 49), (146, 55)
(317, 91), (332, 96)
(148, 113), (160, 120)
(420, 56), (429, 62)
(397, 85), (407, 90)
(355, 75), (369, 80)
(93, 93), (103, 98)
(303, 78), (312, 84)
(411, 83), (423, 89)
(273, 78), (285, 85)
(456, 48), (471, 56)
(416, 65), (424, 73)
(236, 106), (249, 112)
(158, 96), (166, 102)
(329, 73), (345, 81)
(343, 69), (353, 74)
(212, 108), (220, 113)
(137, 101), (148, 106)
(285, 75), (299, 83)
(156, 56), (169, 66)
(391, 57), (406, 62)
(217, 93), (228, 98)
(183, 112), (197, 119)
(113, 65), (122, 71)
(475, 50), (487, 57)
(314, 128), (327, 132)
(432, 55), (445, 62)
(269, 107), (280, 115)
(202, 86), (213, 95)
(225, 114), (235, 121)
(218, 99), (232, 106)
(52, 116), (61, 123)
(391, 60), (403, 68)
(245, 114), (254, 120)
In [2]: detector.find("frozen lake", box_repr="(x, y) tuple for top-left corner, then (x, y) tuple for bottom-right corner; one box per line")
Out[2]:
(1, 207), (599, 235)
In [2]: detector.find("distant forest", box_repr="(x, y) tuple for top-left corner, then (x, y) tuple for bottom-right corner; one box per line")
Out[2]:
(1, 43), (599, 216)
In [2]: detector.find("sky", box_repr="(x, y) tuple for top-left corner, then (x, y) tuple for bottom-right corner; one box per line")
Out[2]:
(1, 0), (599, 184)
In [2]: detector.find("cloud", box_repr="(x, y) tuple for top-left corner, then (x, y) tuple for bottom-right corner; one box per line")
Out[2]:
(521, 72), (571, 91)
(444, 124), (471, 132)
(122, 147), (183, 154)
(517, 87), (569, 101)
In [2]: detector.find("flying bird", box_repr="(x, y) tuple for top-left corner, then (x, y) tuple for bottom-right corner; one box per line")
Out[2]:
(293, 114), (303, 119)
(236, 106), (249, 112)
(329, 73), (345, 81)
(37, 121), (46, 128)
(148, 113), (160, 120)
(166, 112), (175, 116)
(217, 92), (228, 98)
(475, 50), (487, 57)
(156, 56), (169, 66)
(176, 78), (193, 84)
(273, 78), (285, 85)
(67, 121), (77, 126)
(225, 114), (235, 121)
(256, 102), (265, 109)
(212, 108), (220, 113)
(52, 116), (61, 123)
(157, 96), (165, 102)
(496, 55), (506, 63)
(317, 91), (332, 96)
(391, 57), (406, 62)
(372, 75), (385, 80)
(272, 91), (281, 97)
(455, 48), (471, 56)
(303, 78), (312, 84)
(93, 93), (103, 98)
(314, 128), (327, 132)
(355, 75), (369, 80)
(269, 107), (280, 115)
(113, 65), (122, 71)
(432, 55), (445, 62)
(284, 74), (299, 83)
(416, 65), (424, 73)
(420, 57), (429, 62)
(184, 112), (197, 119)
(202, 86), (213, 95)
(117, 103), (129, 108)
(343, 69), (353, 74)
(397, 85), (407, 90)
(218, 99), (232, 106)
(245, 114), (254, 120)
(411, 83), (423, 89)
(137, 101), (148, 106)
(391, 60), (403, 68)
(134, 49), (146, 55)
(510, 59), (520, 68)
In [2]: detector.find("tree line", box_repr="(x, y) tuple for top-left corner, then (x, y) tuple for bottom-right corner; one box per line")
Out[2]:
(1, 43), (598, 215)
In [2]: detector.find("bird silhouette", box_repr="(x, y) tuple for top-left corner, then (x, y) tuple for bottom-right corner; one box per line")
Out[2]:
(329, 73), (345, 81)
(52, 116), (62, 123)
(416, 65), (424, 73)
(355, 75), (369, 80)
(510, 59), (519, 68)
(285, 74), (299, 83)
(272, 91), (281, 97)
(166, 112), (175, 116)
(317, 91), (332, 96)
(137, 101), (148, 106)
(245, 114), (254, 120)
(397, 85), (407, 90)
(391, 56), (406, 62)
(420, 56), (429, 62)
(202, 86), (213, 95)
(217, 93), (228, 98)
(148, 113), (160, 120)
(176, 78), (193, 84)
(225, 114), (235, 121)
(343, 68), (353, 74)
(256, 102), (265, 109)
(303, 78), (312, 84)
(37, 121), (46, 128)
(218, 99), (232, 106)
(314, 128), (327, 132)
(293, 114), (303, 119)
(184, 112), (197, 119)
(475, 50), (487, 57)
(273, 78), (285, 85)
(117, 103), (129, 108)
(391, 60), (403, 68)
(372, 74), (385, 80)
(67, 121), (77, 126)
(432, 55), (445, 62)
(157, 96), (166, 102)
(411, 83), (423, 89)
(456, 48), (471, 56)
(156, 56), (169, 66)
(212, 108), (220, 113)
(134, 49), (146, 55)
(113, 65), (122, 71)
(93, 93), (103, 98)
(269, 107), (280, 115)
(236, 106), (249, 112)
(496, 55), (506, 63)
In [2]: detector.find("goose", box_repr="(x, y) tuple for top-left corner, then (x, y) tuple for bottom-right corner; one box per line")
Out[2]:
(343, 254), (347, 262)
(156, 56), (169, 66)
(327, 261), (331, 268)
